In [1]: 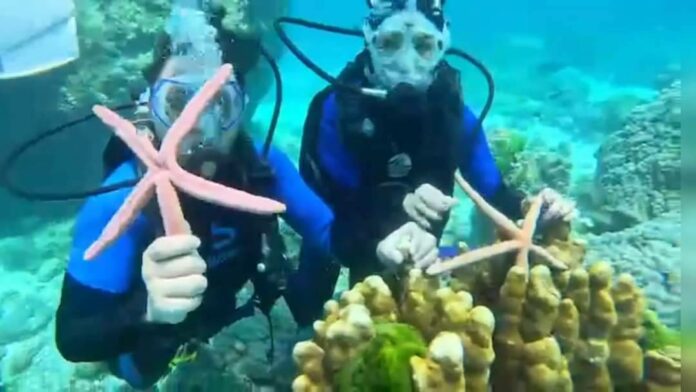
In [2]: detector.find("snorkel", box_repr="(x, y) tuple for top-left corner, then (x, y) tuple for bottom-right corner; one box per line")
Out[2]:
(0, 0), (284, 201)
(274, 0), (495, 131)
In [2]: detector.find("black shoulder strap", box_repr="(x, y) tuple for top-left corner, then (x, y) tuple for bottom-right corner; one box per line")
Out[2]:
(102, 136), (134, 180)
(298, 86), (334, 186)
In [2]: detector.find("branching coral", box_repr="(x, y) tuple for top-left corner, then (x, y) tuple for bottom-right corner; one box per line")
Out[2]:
(293, 272), (494, 392)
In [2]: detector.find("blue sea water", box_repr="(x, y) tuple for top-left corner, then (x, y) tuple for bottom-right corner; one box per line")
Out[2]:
(0, 0), (686, 390)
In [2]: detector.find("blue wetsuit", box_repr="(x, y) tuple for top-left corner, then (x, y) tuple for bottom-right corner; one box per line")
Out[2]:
(285, 56), (524, 326)
(55, 139), (334, 388)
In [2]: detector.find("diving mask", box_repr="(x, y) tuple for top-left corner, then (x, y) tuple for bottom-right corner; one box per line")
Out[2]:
(364, 6), (450, 91)
(149, 73), (245, 153)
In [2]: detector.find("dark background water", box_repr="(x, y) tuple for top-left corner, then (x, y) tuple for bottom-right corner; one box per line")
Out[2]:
(0, 0), (688, 234)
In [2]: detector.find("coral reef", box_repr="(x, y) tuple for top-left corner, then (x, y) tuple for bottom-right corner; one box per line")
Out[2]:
(643, 346), (681, 392)
(60, 0), (288, 119)
(591, 80), (681, 231)
(292, 258), (677, 391)
(584, 211), (681, 328)
(60, 0), (170, 112)
(292, 271), (493, 392)
(488, 128), (572, 196)
(508, 142), (573, 195)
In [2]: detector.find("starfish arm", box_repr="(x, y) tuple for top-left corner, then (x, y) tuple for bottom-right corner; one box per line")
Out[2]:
(92, 105), (159, 170)
(455, 171), (521, 238)
(521, 195), (544, 240)
(515, 247), (531, 271)
(530, 244), (568, 270)
(84, 173), (157, 260)
(160, 64), (234, 159)
(170, 165), (286, 214)
(425, 240), (522, 275)
(155, 173), (190, 236)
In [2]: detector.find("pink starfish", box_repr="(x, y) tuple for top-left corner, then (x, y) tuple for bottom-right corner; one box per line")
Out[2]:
(83, 64), (286, 261)
(425, 172), (566, 276)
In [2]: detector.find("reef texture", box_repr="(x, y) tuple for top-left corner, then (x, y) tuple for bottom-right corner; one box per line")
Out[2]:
(489, 128), (572, 196)
(591, 80), (681, 231)
(292, 257), (680, 390)
(60, 0), (288, 117)
(584, 212), (681, 328)
(292, 272), (495, 392)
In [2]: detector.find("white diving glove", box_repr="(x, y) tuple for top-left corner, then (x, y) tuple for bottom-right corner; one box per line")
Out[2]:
(376, 222), (439, 270)
(142, 235), (208, 324)
(403, 184), (457, 229)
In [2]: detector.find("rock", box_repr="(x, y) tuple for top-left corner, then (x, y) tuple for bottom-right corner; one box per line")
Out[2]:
(0, 290), (53, 345)
(592, 81), (681, 230)
(1, 336), (44, 382)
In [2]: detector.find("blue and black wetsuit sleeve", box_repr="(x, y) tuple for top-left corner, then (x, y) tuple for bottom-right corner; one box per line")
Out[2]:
(54, 162), (179, 388)
(458, 107), (525, 220)
(261, 145), (334, 258)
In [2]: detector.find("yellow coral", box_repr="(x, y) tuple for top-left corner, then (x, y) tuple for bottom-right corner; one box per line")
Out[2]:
(554, 299), (580, 364)
(410, 332), (466, 392)
(292, 341), (331, 392)
(608, 274), (645, 386)
(520, 265), (561, 341)
(491, 266), (526, 390)
(459, 306), (495, 391)
(351, 276), (399, 322)
(644, 346), (681, 392)
(401, 269), (440, 339)
(523, 337), (573, 391)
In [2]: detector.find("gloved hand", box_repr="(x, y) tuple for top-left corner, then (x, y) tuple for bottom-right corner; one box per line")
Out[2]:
(142, 235), (208, 324)
(537, 188), (577, 225)
(403, 184), (458, 230)
(376, 222), (438, 270)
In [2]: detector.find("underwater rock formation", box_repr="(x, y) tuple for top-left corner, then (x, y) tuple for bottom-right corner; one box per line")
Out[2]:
(584, 212), (681, 328)
(591, 80), (681, 231)
(60, 0), (288, 120)
(488, 127), (572, 199)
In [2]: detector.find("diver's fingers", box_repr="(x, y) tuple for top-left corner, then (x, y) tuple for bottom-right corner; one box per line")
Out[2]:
(415, 249), (439, 269)
(421, 193), (456, 213)
(407, 202), (432, 229)
(415, 199), (442, 221)
(146, 235), (201, 262)
(410, 233), (436, 262)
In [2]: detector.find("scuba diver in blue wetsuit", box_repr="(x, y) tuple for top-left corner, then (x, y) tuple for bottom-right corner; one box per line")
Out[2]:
(278, 0), (577, 327)
(39, 3), (440, 389)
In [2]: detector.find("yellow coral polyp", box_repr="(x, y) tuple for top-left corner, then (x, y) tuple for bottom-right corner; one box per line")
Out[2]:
(411, 332), (466, 392)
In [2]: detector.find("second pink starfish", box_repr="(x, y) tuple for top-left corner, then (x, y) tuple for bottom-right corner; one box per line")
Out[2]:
(426, 172), (567, 276)
(84, 64), (286, 261)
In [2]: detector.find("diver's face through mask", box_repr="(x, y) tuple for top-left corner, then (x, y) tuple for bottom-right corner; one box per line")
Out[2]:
(364, 10), (450, 92)
(148, 61), (246, 166)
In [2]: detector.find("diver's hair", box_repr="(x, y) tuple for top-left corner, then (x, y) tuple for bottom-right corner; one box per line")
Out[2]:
(141, 6), (261, 87)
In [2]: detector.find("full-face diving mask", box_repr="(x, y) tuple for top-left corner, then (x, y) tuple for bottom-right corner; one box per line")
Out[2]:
(148, 73), (246, 155)
(363, 2), (451, 92)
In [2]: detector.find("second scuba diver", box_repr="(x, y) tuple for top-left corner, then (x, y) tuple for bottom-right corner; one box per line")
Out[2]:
(283, 0), (577, 328)
(53, 4), (439, 388)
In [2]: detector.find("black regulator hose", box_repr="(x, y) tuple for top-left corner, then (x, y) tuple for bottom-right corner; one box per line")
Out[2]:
(273, 16), (495, 132)
(0, 43), (284, 202)
(258, 44), (283, 158)
(273, 17), (367, 97)
(0, 103), (140, 202)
